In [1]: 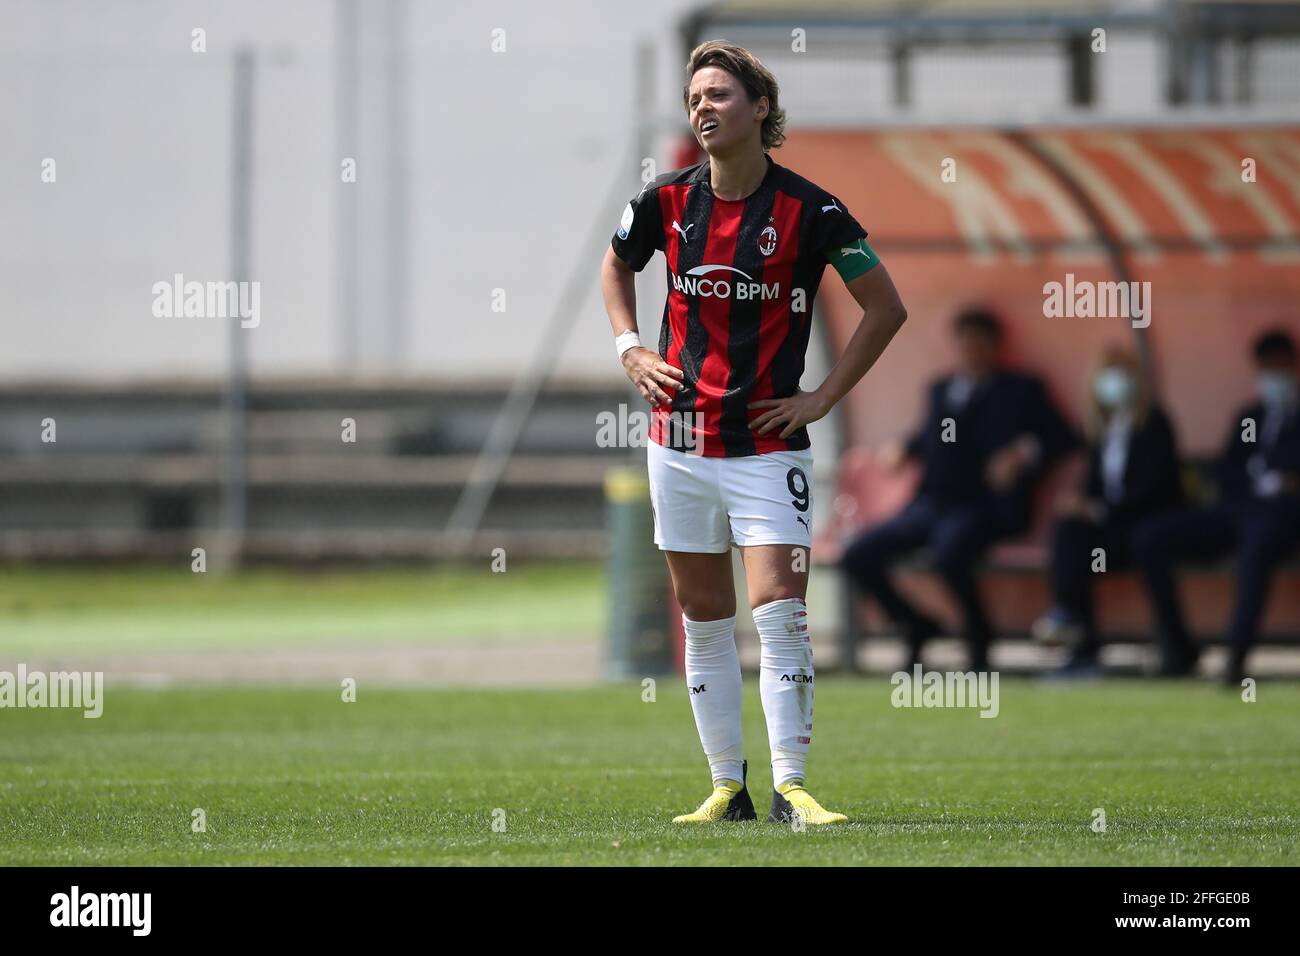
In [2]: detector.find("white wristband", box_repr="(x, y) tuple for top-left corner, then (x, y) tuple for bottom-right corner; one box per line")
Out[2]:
(615, 330), (642, 359)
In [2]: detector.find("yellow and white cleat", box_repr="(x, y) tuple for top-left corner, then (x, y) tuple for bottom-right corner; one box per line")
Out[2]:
(672, 760), (757, 823)
(768, 781), (848, 825)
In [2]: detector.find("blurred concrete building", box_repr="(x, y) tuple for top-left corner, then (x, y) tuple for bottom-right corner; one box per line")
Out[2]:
(3, 0), (1299, 562)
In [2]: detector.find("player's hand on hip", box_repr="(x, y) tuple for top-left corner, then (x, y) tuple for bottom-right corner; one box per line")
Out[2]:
(622, 347), (683, 408)
(748, 388), (830, 439)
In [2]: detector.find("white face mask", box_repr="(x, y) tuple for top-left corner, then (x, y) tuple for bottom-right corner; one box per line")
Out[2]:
(1257, 371), (1298, 408)
(1093, 368), (1136, 410)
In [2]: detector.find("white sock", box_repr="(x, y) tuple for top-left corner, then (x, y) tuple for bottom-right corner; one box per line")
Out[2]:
(754, 598), (813, 789)
(682, 613), (744, 787)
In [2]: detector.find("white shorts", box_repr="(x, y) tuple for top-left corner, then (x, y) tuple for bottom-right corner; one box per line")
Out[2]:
(646, 440), (814, 553)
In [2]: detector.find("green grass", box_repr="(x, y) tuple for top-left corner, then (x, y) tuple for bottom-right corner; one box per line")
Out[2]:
(0, 561), (602, 654)
(2, 678), (1297, 865)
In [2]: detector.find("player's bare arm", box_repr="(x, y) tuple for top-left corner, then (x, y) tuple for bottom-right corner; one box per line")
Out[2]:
(749, 262), (908, 438)
(600, 247), (684, 408)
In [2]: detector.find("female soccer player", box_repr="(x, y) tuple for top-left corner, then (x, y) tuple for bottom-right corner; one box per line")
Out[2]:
(599, 41), (908, 825)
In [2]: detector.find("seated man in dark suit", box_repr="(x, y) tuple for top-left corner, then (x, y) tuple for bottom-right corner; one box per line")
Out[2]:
(840, 308), (1078, 671)
(1132, 329), (1300, 683)
(1032, 345), (1185, 676)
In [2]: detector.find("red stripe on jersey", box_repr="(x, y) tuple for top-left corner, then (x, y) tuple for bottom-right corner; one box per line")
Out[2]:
(655, 184), (691, 448)
(692, 200), (743, 458)
(751, 190), (805, 454)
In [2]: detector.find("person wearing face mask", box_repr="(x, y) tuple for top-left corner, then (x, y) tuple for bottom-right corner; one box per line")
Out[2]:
(1032, 347), (1184, 676)
(1131, 329), (1300, 684)
(840, 308), (1079, 672)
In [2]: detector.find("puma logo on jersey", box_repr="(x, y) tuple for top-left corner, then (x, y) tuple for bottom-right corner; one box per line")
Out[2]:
(821, 200), (841, 213)
(796, 515), (810, 530)
(840, 241), (869, 258)
(672, 220), (695, 243)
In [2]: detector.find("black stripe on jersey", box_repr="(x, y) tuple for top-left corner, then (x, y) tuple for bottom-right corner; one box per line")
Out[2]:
(656, 297), (671, 364)
(717, 189), (779, 457)
(668, 186), (712, 451)
(765, 229), (823, 452)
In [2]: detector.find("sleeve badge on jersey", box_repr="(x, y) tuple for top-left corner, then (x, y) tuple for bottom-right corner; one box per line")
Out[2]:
(617, 202), (634, 240)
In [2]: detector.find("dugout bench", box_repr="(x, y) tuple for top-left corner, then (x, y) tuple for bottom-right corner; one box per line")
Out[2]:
(813, 447), (1300, 672)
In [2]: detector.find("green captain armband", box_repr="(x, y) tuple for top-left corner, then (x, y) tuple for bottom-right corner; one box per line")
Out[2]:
(826, 237), (880, 282)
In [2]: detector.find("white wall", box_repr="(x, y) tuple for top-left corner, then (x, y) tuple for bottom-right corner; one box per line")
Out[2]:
(4, 2), (1296, 383)
(1, 0), (699, 383)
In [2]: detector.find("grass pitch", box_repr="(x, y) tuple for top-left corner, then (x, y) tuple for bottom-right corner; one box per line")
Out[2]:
(0, 561), (603, 655)
(2, 678), (1297, 866)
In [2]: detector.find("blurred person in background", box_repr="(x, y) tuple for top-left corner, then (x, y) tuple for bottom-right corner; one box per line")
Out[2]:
(840, 308), (1077, 672)
(1132, 329), (1300, 684)
(1033, 345), (1184, 678)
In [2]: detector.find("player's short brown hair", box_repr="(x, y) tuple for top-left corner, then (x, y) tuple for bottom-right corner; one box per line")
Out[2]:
(682, 41), (786, 151)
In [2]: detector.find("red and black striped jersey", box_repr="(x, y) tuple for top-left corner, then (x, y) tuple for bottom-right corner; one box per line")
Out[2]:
(610, 153), (868, 458)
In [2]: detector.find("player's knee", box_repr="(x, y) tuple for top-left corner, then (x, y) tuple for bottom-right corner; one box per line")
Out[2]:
(749, 588), (803, 611)
(678, 590), (736, 622)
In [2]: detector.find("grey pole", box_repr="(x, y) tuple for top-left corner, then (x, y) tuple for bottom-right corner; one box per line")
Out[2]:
(385, 0), (410, 365)
(335, 0), (361, 368)
(444, 40), (658, 555)
(221, 46), (255, 569)
(629, 36), (655, 465)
